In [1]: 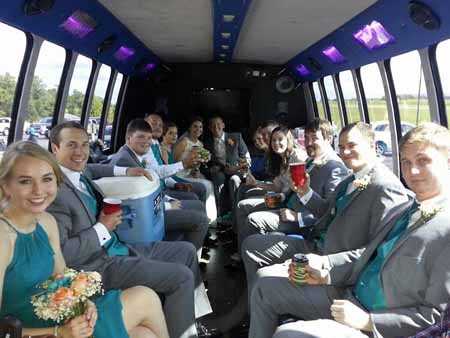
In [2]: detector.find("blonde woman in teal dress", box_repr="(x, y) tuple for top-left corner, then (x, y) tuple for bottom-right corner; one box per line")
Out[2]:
(0, 141), (169, 338)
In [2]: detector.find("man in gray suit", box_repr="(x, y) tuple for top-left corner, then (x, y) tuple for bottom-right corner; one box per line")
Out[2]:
(47, 121), (201, 338)
(203, 115), (251, 216)
(242, 122), (409, 296)
(109, 118), (209, 253)
(236, 119), (348, 257)
(250, 122), (450, 338)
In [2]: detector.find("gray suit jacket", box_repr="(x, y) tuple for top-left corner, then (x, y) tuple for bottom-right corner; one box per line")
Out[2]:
(109, 145), (142, 168)
(308, 162), (410, 265)
(204, 132), (250, 168)
(291, 151), (349, 227)
(329, 195), (450, 338)
(47, 164), (130, 273)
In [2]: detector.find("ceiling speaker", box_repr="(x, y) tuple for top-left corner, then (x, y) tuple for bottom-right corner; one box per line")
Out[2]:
(409, 1), (440, 30)
(275, 76), (295, 94)
(24, 0), (55, 16)
(97, 35), (117, 54)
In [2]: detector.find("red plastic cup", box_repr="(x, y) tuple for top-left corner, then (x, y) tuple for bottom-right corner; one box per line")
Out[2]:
(290, 162), (306, 187)
(102, 198), (122, 215)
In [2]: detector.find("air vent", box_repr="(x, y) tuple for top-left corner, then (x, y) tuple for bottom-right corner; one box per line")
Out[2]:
(307, 57), (322, 71)
(97, 35), (117, 54)
(24, 0), (55, 16)
(409, 1), (440, 30)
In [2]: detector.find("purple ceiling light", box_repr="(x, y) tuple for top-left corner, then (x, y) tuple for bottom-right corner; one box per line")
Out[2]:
(353, 21), (395, 50)
(322, 45), (346, 63)
(144, 63), (156, 72)
(61, 10), (97, 38)
(296, 64), (311, 77)
(114, 46), (135, 61)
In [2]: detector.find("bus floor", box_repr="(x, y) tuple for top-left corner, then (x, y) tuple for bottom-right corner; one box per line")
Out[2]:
(200, 227), (249, 337)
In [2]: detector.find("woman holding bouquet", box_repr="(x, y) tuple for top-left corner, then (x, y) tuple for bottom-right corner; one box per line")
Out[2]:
(170, 117), (217, 224)
(0, 141), (169, 338)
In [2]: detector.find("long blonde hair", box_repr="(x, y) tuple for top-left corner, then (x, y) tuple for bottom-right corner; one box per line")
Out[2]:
(0, 141), (63, 208)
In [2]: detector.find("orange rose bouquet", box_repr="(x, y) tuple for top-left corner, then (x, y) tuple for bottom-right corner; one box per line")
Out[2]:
(31, 268), (102, 334)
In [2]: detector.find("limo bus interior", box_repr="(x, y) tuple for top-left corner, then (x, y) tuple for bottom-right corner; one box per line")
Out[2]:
(1, 0), (450, 337)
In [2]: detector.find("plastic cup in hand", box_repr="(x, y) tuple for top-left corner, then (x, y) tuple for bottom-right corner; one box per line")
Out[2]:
(102, 198), (122, 214)
(290, 162), (306, 188)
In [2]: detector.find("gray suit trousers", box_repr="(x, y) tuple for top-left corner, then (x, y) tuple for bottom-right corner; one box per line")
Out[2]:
(102, 240), (199, 338)
(165, 200), (209, 253)
(242, 234), (314, 302)
(250, 264), (344, 338)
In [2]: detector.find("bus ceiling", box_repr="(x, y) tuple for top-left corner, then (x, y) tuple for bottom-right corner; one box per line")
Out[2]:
(0, 0), (449, 81)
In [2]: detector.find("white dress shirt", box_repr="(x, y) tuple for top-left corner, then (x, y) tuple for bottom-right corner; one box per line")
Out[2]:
(60, 165), (127, 246)
(141, 140), (183, 187)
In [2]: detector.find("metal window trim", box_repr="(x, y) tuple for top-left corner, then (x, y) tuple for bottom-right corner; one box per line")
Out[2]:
(111, 74), (128, 152)
(318, 78), (332, 122)
(8, 32), (33, 144)
(334, 73), (348, 126)
(12, 34), (43, 142)
(52, 49), (78, 128)
(418, 47), (440, 124)
(308, 82), (319, 118)
(350, 69), (364, 122)
(98, 70), (117, 140)
(303, 82), (316, 122)
(378, 60), (400, 176)
(429, 44), (448, 128)
(80, 60), (101, 128)
(354, 68), (370, 123)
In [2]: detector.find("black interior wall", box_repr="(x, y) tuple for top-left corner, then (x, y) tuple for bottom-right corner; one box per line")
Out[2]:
(118, 63), (307, 148)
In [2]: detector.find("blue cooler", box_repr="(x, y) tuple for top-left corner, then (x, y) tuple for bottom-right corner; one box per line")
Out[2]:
(94, 175), (165, 245)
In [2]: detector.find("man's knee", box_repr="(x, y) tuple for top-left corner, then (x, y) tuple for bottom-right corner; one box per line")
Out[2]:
(241, 234), (263, 257)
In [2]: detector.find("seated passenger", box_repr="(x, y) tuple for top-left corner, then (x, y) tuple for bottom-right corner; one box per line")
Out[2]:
(172, 116), (217, 224)
(242, 122), (408, 296)
(235, 126), (307, 252)
(0, 141), (169, 338)
(203, 115), (251, 217)
(250, 122), (450, 338)
(235, 119), (348, 264)
(109, 119), (209, 256)
(144, 112), (199, 201)
(46, 121), (205, 338)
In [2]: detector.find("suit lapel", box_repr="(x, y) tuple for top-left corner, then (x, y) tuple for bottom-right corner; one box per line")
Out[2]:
(62, 175), (97, 224)
(123, 145), (141, 167)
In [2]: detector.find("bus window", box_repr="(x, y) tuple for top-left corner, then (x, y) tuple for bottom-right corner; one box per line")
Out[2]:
(0, 22), (26, 153)
(87, 65), (111, 141)
(390, 50), (431, 126)
(360, 62), (393, 169)
(323, 75), (342, 133)
(436, 39), (450, 118)
(25, 41), (65, 149)
(312, 81), (326, 120)
(339, 70), (361, 123)
(103, 73), (123, 149)
(64, 54), (92, 122)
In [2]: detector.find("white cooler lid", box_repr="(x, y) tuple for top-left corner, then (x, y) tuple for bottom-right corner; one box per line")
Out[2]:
(94, 173), (159, 200)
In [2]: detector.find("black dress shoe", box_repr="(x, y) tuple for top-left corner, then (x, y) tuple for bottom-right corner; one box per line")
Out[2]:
(196, 322), (222, 337)
(224, 260), (243, 271)
(204, 236), (218, 248)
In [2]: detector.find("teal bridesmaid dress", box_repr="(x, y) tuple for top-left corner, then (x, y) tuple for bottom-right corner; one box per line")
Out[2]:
(0, 220), (129, 338)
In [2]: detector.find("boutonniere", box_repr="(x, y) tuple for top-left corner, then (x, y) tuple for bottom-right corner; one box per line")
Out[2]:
(419, 204), (442, 223)
(227, 138), (235, 147)
(353, 173), (371, 191)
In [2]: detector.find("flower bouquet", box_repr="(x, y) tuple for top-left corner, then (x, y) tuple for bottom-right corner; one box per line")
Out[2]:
(197, 147), (211, 163)
(31, 268), (103, 336)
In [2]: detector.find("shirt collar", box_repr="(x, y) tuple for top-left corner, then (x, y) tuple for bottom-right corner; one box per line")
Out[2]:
(60, 165), (81, 186)
(353, 163), (373, 180)
(312, 148), (333, 165)
(214, 133), (225, 143)
(419, 191), (449, 209)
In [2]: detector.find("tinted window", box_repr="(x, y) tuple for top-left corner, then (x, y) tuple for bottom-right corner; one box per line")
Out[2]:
(339, 70), (361, 123)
